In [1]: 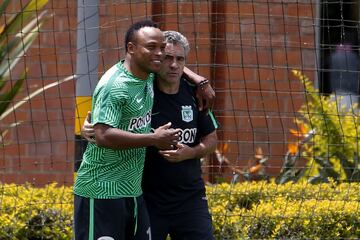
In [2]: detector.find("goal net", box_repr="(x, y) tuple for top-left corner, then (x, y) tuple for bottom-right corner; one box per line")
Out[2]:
(0, 0), (359, 239)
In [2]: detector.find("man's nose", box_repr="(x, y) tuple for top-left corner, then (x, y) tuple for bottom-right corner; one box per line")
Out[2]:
(170, 59), (178, 68)
(155, 47), (163, 56)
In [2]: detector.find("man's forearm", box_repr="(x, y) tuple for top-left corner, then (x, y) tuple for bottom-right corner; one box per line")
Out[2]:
(183, 67), (214, 110)
(192, 131), (217, 159)
(183, 67), (207, 85)
(95, 125), (155, 150)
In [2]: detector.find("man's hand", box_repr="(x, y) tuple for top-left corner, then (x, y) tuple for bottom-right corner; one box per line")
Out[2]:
(153, 122), (181, 150)
(160, 131), (217, 163)
(81, 111), (96, 143)
(159, 143), (195, 163)
(196, 83), (215, 111)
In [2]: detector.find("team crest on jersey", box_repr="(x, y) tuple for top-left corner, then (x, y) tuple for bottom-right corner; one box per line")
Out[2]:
(181, 105), (193, 122)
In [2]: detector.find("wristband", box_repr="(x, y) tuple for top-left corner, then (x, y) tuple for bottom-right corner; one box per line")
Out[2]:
(197, 79), (209, 89)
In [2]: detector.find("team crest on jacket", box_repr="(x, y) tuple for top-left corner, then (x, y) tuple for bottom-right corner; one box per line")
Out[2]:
(181, 105), (193, 122)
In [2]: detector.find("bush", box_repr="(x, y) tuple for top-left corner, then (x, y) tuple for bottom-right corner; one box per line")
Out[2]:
(206, 181), (360, 239)
(281, 70), (360, 183)
(0, 183), (72, 239)
(0, 181), (359, 239)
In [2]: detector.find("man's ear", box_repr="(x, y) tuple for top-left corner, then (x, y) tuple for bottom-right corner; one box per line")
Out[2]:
(127, 42), (136, 54)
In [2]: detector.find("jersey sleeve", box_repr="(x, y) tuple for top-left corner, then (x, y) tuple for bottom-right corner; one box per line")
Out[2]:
(92, 79), (127, 128)
(197, 110), (219, 138)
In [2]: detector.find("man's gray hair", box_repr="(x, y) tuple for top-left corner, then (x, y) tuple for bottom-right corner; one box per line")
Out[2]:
(163, 31), (190, 56)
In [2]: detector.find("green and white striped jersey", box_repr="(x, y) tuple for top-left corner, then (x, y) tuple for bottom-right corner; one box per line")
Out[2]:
(74, 61), (154, 199)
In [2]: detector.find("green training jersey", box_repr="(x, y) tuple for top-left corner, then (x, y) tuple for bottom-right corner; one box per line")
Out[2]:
(74, 61), (154, 199)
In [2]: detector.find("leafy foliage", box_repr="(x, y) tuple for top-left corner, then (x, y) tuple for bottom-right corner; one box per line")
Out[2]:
(207, 181), (360, 239)
(0, 183), (73, 239)
(276, 70), (360, 184)
(0, 181), (359, 239)
(0, 0), (49, 143)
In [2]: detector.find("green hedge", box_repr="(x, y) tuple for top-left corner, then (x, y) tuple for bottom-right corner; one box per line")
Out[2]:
(0, 181), (359, 239)
(0, 183), (72, 239)
(207, 181), (360, 239)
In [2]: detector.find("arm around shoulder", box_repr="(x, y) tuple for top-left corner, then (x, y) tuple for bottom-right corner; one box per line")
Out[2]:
(182, 67), (215, 110)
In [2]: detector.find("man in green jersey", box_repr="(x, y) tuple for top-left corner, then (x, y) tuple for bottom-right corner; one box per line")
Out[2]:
(82, 30), (218, 240)
(74, 20), (181, 240)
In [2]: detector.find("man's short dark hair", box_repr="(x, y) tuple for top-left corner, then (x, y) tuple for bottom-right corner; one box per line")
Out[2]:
(125, 20), (159, 52)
